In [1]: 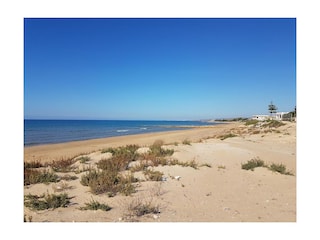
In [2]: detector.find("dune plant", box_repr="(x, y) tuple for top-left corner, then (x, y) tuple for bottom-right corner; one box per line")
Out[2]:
(80, 169), (100, 186)
(79, 198), (111, 211)
(50, 157), (76, 172)
(97, 156), (130, 172)
(149, 140), (174, 157)
(245, 119), (259, 126)
(125, 197), (160, 218)
(241, 158), (265, 171)
(268, 163), (293, 175)
(174, 159), (199, 169)
(263, 120), (285, 128)
(80, 169), (137, 196)
(24, 168), (59, 185)
(24, 193), (71, 210)
(101, 145), (140, 161)
(219, 133), (237, 140)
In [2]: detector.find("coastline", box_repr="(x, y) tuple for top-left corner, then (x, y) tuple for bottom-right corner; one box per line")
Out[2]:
(24, 121), (296, 222)
(24, 122), (235, 162)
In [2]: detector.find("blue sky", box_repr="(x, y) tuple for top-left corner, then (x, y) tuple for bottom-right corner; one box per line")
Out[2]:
(24, 18), (296, 120)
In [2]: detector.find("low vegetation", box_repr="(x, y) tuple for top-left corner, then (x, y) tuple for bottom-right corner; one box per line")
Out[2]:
(241, 158), (294, 175)
(149, 140), (174, 157)
(101, 144), (140, 161)
(24, 193), (71, 210)
(173, 159), (199, 169)
(79, 198), (111, 211)
(241, 158), (266, 171)
(268, 163), (293, 175)
(24, 139), (211, 219)
(263, 120), (285, 128)
(219, 133), (237, 140)
(125, 197), (160, 218)
(24, 169), (59, 185)
(215, 117), (248, 122)
(80, 169), (137, 196)
(50, 158), (76, 172)
(245, 119), (259, 126)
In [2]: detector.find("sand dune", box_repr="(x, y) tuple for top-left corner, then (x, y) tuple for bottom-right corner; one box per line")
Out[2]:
(24, 121), (296, 222)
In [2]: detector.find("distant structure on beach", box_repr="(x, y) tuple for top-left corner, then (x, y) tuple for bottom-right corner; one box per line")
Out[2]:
(252, 102), (295, 121)
(252, 112), (292, 121)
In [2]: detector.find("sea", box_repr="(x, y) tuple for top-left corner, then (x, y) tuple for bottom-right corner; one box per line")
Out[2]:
(24, 120), (220, 146)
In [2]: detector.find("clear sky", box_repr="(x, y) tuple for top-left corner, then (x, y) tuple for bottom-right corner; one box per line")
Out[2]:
(24, 18), (296, 120)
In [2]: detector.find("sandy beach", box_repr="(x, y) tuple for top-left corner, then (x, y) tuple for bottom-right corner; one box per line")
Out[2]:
(24, 121), (296, 222)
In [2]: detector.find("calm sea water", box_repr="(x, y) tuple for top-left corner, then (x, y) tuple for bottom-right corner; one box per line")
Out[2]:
(24, 120), (219, 146)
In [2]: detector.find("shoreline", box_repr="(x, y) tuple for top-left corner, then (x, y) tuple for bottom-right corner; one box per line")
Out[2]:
(24, 121), (296, 222)
(24, 122), (236, 162)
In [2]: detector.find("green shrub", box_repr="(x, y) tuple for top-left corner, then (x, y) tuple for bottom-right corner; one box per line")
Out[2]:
(50, 158), (76, 172)
(89, 171), (120, 195)
(101, 145), (139, 161)
(118, 173), (138, 196)
(245, 119), (259, 126)
(24, 193), (71, 210)
(80, 169), (137, 196)
(149, 142), (174, 157)
(79, 199), (111, 211)
(241, 158), (265, 171)
(268, 163), (293, 175)
(97, 156), (129, 172)
(263, 120), (285, 128)
(241, 159), (294, 175)
(24, 169), (59, 185)
(80, 169), (100, 186)
(220, 133), (237, 140)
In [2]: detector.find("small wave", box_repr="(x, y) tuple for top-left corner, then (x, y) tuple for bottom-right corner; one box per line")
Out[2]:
(116, 129), (129, 133)
(140, 127), (147, 130)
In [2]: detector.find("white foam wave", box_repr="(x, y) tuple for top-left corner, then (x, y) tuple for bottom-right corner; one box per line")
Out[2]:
(116, 129), (129, 133)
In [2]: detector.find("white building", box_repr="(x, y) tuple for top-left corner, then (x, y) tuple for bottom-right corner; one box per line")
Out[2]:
(252, 112), (291, 121)
(252, 115), (271, 121)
